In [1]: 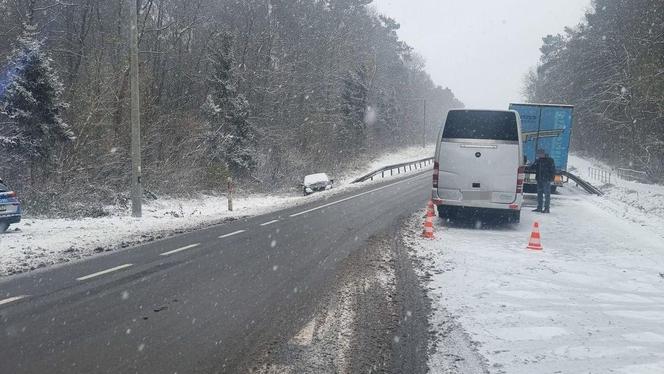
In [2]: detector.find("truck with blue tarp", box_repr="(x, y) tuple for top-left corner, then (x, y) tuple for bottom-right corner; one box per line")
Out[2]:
(509, 103), (574, 192)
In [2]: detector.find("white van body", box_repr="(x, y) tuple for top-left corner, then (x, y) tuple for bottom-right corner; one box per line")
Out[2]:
(432, 109), (525, 221)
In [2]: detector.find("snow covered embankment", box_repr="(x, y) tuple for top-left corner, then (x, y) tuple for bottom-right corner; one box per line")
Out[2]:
(0, 145), (434, 277)
(568, 154), (664, 235)
(410, 156), (664, 373)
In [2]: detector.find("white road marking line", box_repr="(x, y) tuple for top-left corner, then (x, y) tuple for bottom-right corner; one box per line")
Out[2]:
(218, 230), (246, 239)
(76, 264), (134, 281)
(260, 219), (279, 226)
(160, 243), (201, 256)
(290, 172), (429, 218)
(0, 295), (29, 306)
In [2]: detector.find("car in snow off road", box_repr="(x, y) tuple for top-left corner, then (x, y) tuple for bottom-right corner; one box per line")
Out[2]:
(432, 109), (525, 223)
(302, 173), (334, 196)
(0, 179), (21, 233)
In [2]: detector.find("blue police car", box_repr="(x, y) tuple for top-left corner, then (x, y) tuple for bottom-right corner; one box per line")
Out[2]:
(0, 179), (21, 233)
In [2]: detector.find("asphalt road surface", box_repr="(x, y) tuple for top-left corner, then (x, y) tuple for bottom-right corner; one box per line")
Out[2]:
(0, 171), (431, 373)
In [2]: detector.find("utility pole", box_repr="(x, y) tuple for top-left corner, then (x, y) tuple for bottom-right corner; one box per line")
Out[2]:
(129, 0), (142, 217)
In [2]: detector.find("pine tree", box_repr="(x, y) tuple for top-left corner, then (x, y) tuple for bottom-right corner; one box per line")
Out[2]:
(0, 22), (74, 164)
(202, 33), (258, 179)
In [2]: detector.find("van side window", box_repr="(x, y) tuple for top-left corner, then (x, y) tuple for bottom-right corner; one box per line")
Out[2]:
(443, 111), (519, 141)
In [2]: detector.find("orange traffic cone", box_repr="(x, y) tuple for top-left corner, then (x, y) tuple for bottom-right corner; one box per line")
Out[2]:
(422, 202), (435, 239)
(527, 221), (543, 250)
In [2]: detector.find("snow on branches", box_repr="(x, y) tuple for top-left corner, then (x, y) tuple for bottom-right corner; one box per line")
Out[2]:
(0, 22), (74, 164)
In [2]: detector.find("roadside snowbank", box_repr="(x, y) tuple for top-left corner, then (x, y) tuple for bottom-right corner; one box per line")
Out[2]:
(0, 145), (434, 277)
(410, 171), (664, 373)
(338, 144), (434, 184)
(0, 194), (299, 276)
(568, 154), (664, 240)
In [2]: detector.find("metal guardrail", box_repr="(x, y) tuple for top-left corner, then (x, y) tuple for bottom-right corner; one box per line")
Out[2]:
(351, 157), (434, 184)
(588, 167), (612, 184)
(616, 168), (650, 183)
(351, 156), (604, 198)
(561, 171), (603, 196)
(589, 166), (652, 184)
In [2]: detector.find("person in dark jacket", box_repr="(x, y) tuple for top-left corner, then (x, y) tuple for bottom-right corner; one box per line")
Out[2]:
(531, 149), (556, 213)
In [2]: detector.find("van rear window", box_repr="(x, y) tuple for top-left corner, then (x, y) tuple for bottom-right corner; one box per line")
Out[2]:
(442, 111), (519, 141)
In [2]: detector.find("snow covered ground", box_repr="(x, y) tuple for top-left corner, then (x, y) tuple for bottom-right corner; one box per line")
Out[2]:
(410, 163), (664, 373)
(0, 145), (434, 277)
(569, 154), (664, 233)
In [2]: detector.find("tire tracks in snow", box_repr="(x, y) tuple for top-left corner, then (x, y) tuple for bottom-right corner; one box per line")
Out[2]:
(252, 218), (430, 373)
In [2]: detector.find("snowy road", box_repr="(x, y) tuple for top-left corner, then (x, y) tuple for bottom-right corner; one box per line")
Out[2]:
(412, 185), (664, 373)
(0, 171), (432, 373)
(3, 152), (663, 373)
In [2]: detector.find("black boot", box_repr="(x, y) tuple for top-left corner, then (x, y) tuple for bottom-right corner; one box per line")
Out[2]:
(533, 208), (542, 212)
(543, 208), (550, 213)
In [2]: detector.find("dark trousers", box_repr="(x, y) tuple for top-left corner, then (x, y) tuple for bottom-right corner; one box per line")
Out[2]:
(537, 180), (552, 210)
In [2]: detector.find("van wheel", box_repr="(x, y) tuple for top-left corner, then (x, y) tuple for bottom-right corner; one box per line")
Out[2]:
(509, 211), (521, 224)
(0, 222), (8, 233)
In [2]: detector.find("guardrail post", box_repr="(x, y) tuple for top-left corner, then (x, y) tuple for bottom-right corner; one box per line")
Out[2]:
(227, 177), (234, 212)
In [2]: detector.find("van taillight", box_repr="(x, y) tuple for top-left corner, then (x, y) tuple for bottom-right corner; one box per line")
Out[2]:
(516, 166), (526, 193)
(433, 161), (440, 188)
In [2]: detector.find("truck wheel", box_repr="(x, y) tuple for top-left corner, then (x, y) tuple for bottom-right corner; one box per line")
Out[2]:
(510, 211), (521, 224)
(0, 222), (8, 233)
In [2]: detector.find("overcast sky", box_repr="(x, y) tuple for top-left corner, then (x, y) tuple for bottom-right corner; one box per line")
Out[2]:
(372, 0), (592, 109)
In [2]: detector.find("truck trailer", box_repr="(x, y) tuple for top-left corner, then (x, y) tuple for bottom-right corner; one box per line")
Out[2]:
(509, 103), (574, 193)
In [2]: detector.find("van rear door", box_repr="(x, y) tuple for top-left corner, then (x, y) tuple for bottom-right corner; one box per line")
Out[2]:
(436, 110), (521, 205)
